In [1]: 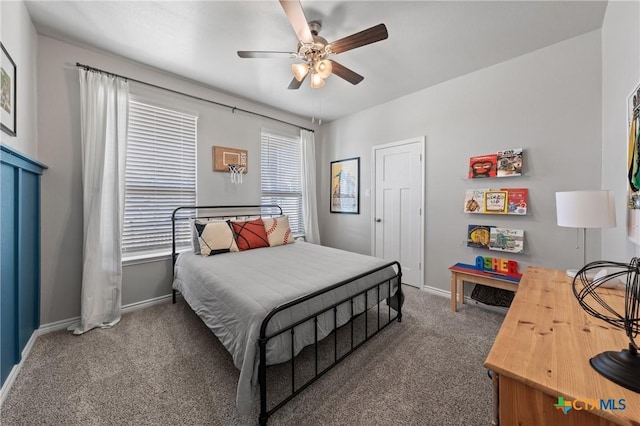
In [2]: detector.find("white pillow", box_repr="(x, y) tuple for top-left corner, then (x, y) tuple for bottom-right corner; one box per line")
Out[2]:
(191, 218), (220, 253)
(194, 220), (239, 256)
(262, 215), (295, 247)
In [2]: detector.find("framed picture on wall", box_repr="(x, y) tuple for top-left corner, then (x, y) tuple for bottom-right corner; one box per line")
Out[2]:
(330, 157), (360, 214)
(1, 42), (17, 136)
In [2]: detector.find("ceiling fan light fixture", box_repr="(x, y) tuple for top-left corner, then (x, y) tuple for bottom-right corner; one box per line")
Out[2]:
(314, 59), (332, 79)
(310, 72), (325, 89)
(291, 62), (310, 82)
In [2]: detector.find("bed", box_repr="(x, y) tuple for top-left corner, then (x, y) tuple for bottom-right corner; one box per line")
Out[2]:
(171, 205), (403, 425)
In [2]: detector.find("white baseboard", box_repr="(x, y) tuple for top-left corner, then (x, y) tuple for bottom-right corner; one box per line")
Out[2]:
(422, 284), (452, 298)
(0, 332), (38, 408)
(37, 293), (174, 336)
(37, 316), (80, 335)
(0, 293), (174, 408)
(121, 293), (173, 314)
(421, 284), (508, 315)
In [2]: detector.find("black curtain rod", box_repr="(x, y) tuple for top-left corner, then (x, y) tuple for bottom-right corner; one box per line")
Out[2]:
(75, 62), (315, 133)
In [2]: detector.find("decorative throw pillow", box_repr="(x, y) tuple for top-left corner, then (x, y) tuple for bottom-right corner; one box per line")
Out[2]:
(229, 218), (270, 251)
(191, 219), (202, 253)
(192, 218), (224, 254)
(194, 221), (239, 256)
(262, 215), (295, 247)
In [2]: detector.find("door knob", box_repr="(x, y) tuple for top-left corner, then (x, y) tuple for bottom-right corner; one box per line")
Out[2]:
(375, 218), (382, 222)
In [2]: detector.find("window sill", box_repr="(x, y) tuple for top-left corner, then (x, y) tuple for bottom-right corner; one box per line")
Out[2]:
(122, 249), (189, 266)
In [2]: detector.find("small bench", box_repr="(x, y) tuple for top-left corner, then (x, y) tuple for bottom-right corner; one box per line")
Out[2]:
(449, 263), (520, 312)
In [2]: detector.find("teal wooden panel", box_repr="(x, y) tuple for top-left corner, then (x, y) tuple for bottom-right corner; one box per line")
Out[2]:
(18, 170), (39, 351)
(1, 162), (19, 385)
(1, 144), (46, 389)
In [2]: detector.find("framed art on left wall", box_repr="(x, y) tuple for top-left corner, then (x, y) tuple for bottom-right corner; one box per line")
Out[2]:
(1, 42), (17, 136)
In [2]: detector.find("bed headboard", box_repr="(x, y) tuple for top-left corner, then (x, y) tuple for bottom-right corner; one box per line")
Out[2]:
(171, 204), (283, 266)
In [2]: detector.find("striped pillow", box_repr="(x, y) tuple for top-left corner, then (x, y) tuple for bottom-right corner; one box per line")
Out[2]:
(229, 218), (270, 251)
(262, 215), (295, 247)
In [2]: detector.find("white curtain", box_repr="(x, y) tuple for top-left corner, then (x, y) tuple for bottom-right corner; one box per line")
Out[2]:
(71, 69), (129, 335)
(301, 129), (321, 244)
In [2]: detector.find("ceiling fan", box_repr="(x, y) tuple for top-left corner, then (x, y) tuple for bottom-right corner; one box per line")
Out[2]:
(237, 0), (388, 89)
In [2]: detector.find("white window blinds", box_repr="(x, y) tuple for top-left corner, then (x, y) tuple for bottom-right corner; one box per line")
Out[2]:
(261, 131), (304, 235)
(123, 100), (197, 256)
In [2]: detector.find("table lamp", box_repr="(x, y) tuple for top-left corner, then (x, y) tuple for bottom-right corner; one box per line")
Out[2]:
(555, 190), (617, 277)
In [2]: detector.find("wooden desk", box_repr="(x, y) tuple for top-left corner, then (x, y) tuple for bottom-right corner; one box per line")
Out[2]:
(449, 264), (519, 312)
(485, 267), (640, 426)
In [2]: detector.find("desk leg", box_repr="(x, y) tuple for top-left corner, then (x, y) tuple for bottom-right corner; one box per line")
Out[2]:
(450, 272), (457, 312)
(491, 371), (499, 426)
(458, 278), (464, 306)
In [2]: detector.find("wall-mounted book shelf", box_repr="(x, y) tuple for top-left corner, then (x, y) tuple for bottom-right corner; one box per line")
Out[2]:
(463, 188), (528, 215)
(467, 225), (525, 254)
(468, 148), (523, 179)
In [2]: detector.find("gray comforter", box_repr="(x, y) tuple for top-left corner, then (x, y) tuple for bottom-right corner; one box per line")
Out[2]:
(172, 241), (398, 415)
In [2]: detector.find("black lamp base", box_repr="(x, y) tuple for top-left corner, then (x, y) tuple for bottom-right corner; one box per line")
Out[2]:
(590, 345), (640, 394)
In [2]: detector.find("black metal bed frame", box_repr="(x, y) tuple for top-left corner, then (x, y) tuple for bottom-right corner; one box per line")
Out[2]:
(170, 205), (403, 425)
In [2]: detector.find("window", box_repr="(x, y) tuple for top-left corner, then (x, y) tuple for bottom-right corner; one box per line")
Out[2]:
(122, 99), (197, 259)
(261, 131), (304, 235)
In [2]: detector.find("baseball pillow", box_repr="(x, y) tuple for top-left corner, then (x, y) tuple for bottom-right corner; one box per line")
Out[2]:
(262, 215), (295, 247)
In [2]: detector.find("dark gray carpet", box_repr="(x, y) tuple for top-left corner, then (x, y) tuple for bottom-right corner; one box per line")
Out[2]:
(0, 287), (504, 425)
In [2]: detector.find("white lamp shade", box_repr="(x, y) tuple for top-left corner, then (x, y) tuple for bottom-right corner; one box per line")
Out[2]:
(291, 63), (310, 82)
(314, 59), (332, 79)
(555, 190), (616, 228)
(310, 73), (325, 88)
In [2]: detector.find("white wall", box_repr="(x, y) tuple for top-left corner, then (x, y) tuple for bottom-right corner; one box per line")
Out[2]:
(0, 0), (38, 158)
(601, 0), (640, 262)
(319, 30), (603, 293)
(37, 35), (316, 324)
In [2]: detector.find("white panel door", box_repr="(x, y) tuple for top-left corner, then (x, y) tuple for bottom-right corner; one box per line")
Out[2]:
(373, 139), (424, 288)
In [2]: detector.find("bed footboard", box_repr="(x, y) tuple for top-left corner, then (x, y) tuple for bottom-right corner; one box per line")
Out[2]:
(258, 261), (402, 425)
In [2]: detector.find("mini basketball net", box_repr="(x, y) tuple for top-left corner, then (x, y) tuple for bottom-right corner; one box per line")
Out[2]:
(228, 164), (246, 184)
(213, 146), (248, 184)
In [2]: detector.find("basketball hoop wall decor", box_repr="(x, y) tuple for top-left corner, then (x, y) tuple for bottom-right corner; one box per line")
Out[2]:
(213, 146), (248, 185)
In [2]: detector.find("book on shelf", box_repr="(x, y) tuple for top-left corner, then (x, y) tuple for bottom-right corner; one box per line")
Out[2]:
(484, 190), (508, 213)
(489, 227), (524, 253)
(467, 224), (491, 249)
(468, 154), (497, 179)
(463, 189), (488, 213)
(502, 187), (528, 215)
(496, 148), (523, 177)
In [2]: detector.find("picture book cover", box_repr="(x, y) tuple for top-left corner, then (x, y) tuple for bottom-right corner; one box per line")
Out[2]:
(489, 227), (524, 253)
(467, 225), (491, 249)
(484, 190), (508, 213)
(496, 148), (523, 177)
(463, 189), (488, 213)
(502, 187), (528, 215)
(468, 154), (497, 179)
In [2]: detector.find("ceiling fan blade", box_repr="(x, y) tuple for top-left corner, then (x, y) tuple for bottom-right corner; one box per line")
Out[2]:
(330, 61), (364, 85)
(279, 0), (314, 44)
(288, 74), (307, 90)
(329, 23), (388, 54)
(237, 51), (297, 59)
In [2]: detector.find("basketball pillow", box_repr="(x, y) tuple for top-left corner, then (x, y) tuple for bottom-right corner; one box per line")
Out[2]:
(229, 218), (270, 251)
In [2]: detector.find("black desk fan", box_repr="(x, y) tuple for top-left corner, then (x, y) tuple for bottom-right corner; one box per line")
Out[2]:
(573, 259), (640, 393)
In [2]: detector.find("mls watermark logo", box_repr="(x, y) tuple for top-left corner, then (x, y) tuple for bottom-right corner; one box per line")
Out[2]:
(554, 396), (626, 414)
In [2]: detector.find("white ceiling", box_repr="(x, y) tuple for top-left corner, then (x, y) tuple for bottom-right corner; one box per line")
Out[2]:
(25, 1), (607, 123)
